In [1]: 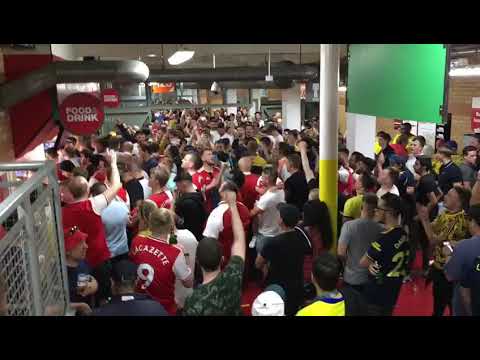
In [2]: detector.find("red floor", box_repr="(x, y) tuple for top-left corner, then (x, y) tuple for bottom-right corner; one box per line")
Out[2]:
(241, 251), (450, 316)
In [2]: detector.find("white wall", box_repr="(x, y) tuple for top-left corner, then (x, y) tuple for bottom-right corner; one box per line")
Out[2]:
(346, 113), (376, 159)
(281, 83), (301, 130)
(51, 44), (76, 60)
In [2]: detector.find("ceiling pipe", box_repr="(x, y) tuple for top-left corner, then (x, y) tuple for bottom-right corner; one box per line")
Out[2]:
(148, 63), (318, 83)
(0, 60), (149, 110)
(180, 80), (294, 89)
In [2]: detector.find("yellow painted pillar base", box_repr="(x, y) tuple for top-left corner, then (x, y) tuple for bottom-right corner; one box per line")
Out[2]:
(319, 159), (338, 252)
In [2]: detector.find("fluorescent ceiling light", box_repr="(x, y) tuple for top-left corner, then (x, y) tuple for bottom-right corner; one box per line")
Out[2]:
(168, 50), (195, 65)
(449, 67), (480, 77)
(211, 81), (220, 92)
(147, 54), (157, 58)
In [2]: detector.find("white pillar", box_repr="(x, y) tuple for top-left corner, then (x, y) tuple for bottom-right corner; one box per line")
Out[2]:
(226, 89), (238, 116)
(319, 44), (339, 245)
(281, 83), (301, 130)
(346, 113), (376, 159)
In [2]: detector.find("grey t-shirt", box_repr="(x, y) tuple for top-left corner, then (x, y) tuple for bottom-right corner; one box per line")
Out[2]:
(459, 163), (476, 186)
(339, 218), (384, 285)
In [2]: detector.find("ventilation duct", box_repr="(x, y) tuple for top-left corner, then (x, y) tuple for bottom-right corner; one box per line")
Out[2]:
(180, 80), (294, 89)
(0, 60), (149, 110)
(148, 63), (318, 83)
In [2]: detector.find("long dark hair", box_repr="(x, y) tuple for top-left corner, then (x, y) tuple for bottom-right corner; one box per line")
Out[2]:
(303, 200), (334, 253)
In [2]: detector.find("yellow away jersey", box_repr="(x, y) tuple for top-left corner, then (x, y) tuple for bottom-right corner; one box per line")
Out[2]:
(296, 297), (345, 316)
(431, 210), (469, 269)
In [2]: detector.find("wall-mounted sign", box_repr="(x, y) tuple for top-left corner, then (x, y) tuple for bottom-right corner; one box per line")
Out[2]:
(472, 97), (480, 133)
(102, 88), (120, 108)
(59, 93), (105, 135)
(151, 82), (175, 94)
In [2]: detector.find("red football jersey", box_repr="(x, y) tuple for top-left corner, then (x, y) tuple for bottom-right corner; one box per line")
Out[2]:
(192, 167), (220, 213)
(62, 200), (111, 268)
(129, 235), (187, 315)
(240, 173), (260, 210)
(147, 190), (173, 209)
(203, 201), (251, 267)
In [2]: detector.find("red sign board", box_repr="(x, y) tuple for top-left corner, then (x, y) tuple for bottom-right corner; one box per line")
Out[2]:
(59, 93), (105, 136)
(102, 88), (120, 108)
(472, 98), (480, 133)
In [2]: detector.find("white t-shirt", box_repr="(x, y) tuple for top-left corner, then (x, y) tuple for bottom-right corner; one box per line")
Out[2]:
(132, 143), (140, 157)
(210, 130), (221, 144)
(274, 134), (284, 144)
(256, 189), (285, 237)
(377, 185), (400, 198)
(139, 178), (152, 199)
(220, 133), (234, 146)
(406, 155), (417, 175)
(174, 229), (198, 309)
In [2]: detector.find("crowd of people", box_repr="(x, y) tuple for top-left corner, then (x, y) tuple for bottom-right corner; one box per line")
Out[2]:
(18, 109), (478, 317)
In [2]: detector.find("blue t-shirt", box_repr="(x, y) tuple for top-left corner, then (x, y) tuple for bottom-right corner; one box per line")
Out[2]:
(444, 236), (480, 316)
(101, 200), (130, 258)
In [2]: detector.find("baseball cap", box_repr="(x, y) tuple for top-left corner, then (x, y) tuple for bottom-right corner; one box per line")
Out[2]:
(63, 226), (87, 252)
(277, 203), (301, 228)
(111, 260), (138, 283)
(251, 285), (286, 316)
(445, 140), (458, 152)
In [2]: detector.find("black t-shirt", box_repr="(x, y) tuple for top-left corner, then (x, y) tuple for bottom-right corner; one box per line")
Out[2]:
(416, 173), (438, 206)
(92, 293), (169, 316)
(124, 178), (144, 210)
(261, 230), (309, 315)
(175, 192), (208, 241)
(284, 171), (309, 211)
(307, 177), (318, 192)
(67, 262), (92, 304)
(364, 227), (410, 308)
(416, 173), (440, 220)
(438, 161), (463, 196)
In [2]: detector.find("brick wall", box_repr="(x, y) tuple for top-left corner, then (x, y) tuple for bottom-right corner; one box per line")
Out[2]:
(448, 77), (480, 149)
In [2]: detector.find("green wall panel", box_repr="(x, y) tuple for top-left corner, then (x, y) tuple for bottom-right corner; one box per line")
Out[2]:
(346, 44), (447, 124)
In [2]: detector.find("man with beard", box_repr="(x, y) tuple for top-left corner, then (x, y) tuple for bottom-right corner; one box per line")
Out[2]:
(192, 148), (225, 213)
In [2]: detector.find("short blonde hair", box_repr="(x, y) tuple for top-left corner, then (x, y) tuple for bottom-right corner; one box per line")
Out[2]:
(150, 166), (170, 187)
(139, 201), (157, 224)
(149, 208), (173, 236)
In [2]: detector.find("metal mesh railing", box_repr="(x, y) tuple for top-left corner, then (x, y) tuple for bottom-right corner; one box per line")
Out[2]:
(0, 161), (69, 316)
(0, 218), (35, 316)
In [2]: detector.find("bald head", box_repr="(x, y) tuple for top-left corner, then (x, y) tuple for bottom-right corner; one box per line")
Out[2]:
(238, 157), (252, 173)
(67, 176), (89, 200)
(122, 141), (134, 153)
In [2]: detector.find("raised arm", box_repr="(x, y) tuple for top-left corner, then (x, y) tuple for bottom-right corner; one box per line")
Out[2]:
(224, 191), (246, 261)
(298, 141), (315, 183)
(103, 149), (122, 204)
